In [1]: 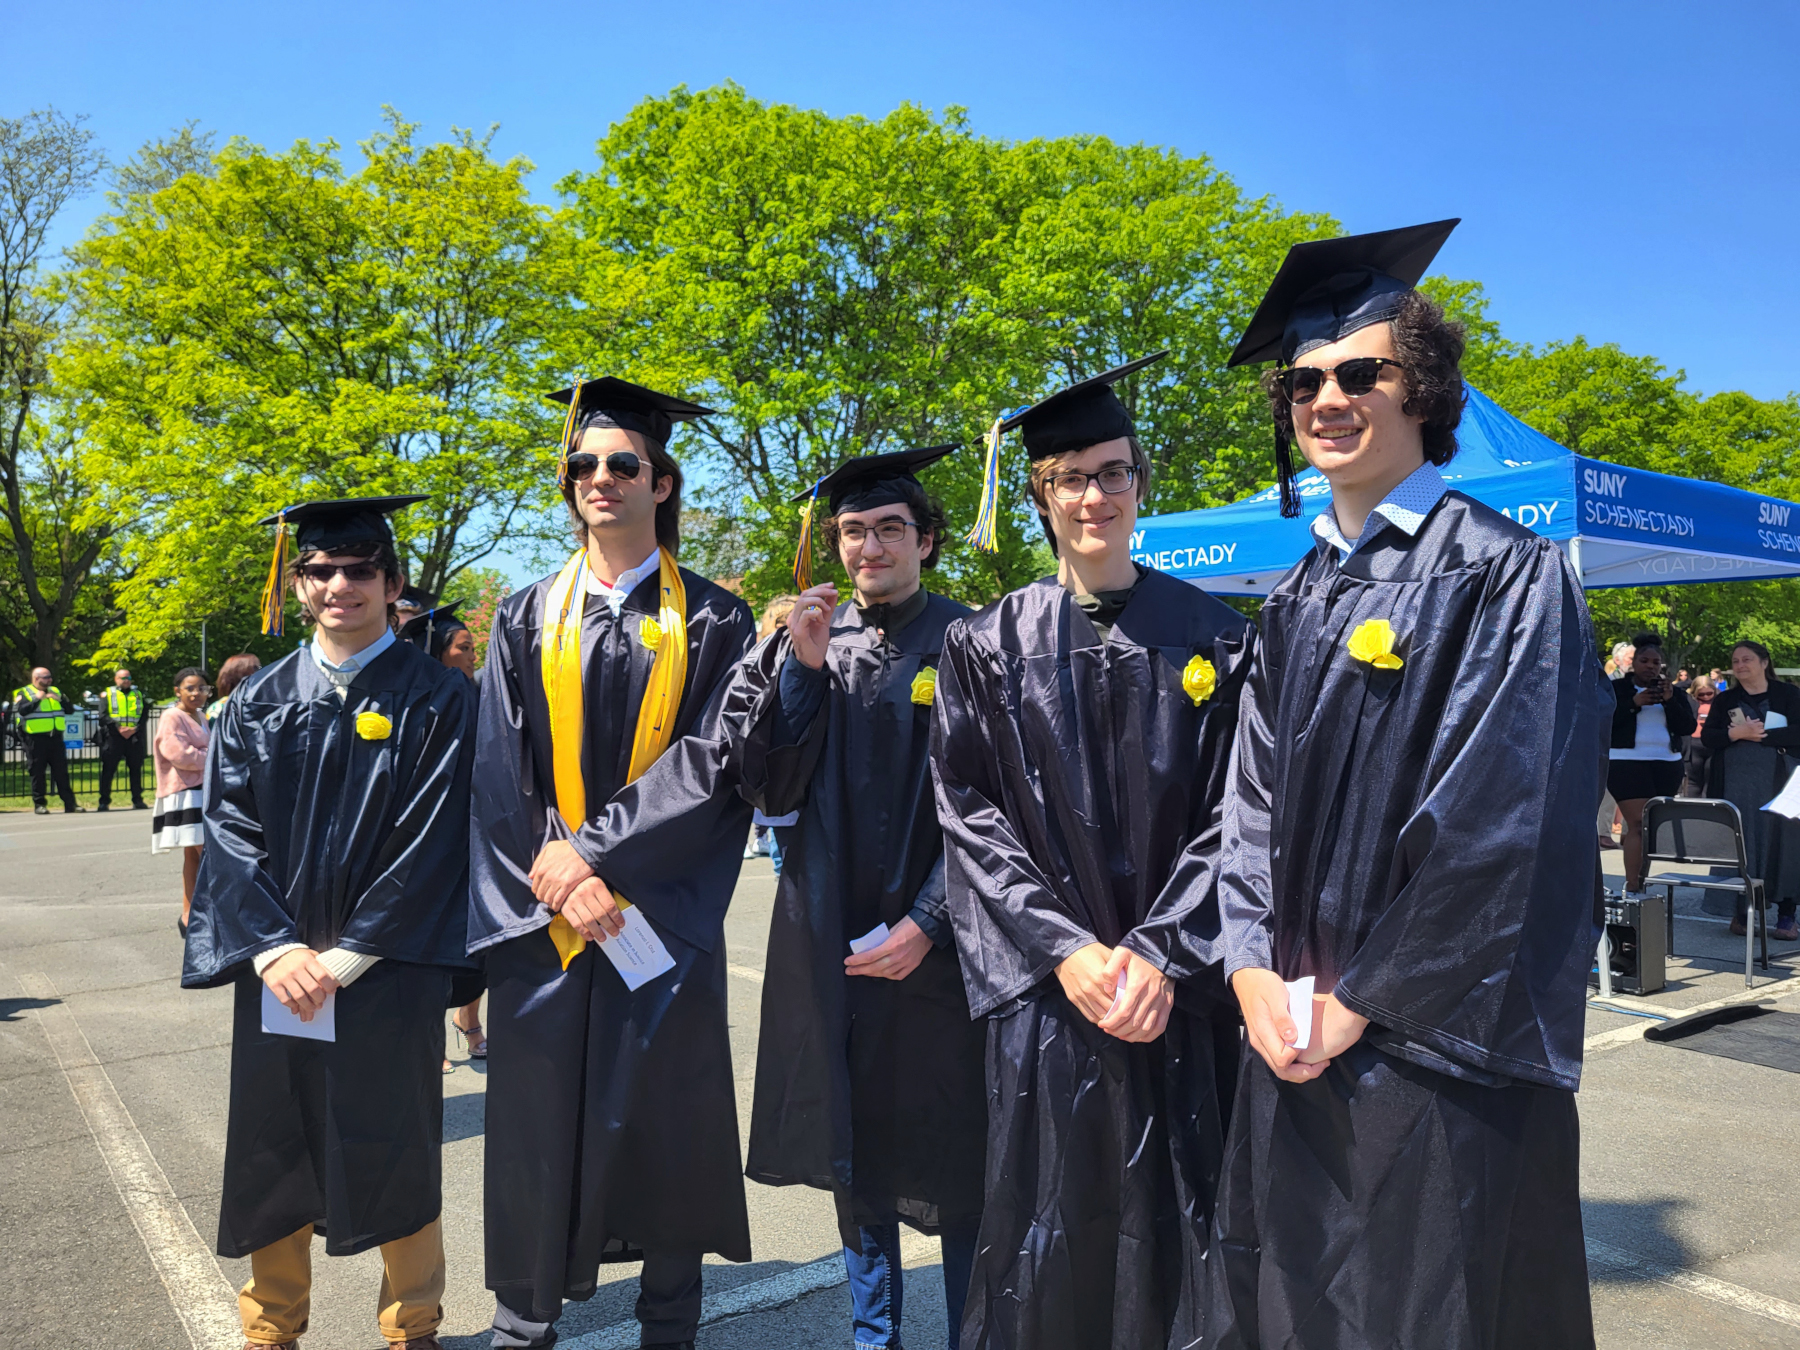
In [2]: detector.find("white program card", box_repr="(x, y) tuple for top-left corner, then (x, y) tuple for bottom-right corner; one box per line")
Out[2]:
(848, 923), (891, 955)
(600, 903), (678, 992)
(1107, 966), (1129, 1019)
(1285, 976), (1316, 1051)
(1765, 710), (1789, 730)
(1765, 772), (1800, 821)
(262, 983), (336, 1042)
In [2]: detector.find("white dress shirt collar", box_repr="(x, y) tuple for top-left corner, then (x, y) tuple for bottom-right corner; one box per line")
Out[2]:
(584, 546), (662, 617)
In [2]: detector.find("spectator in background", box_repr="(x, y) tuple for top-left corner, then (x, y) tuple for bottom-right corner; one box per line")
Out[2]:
(1703, 641), (1800, 940)
(206, 653), (263, 722)
(11, 666), (81, 815)
(1609, 634), (1697, 896)
(97, 668), (150, 812)
(154, 667), (210, 937)
(746, 594), (801, 873)
(1683, 675), (1717, 795)
(1604, 640), (1636, 679)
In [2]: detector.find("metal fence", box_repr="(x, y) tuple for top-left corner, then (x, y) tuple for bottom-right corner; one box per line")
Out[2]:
(0, 704), (166, 803)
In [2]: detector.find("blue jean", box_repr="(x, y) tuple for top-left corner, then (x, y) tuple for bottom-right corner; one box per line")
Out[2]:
(768, 829), (784, 877)
(844, 1218), (979, 1350)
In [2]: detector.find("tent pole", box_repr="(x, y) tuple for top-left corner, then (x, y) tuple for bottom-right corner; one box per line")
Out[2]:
(1569, 536), (1585, 586)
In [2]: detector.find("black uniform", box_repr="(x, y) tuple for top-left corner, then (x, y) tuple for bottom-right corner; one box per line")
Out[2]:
(98, 685), (149, 809)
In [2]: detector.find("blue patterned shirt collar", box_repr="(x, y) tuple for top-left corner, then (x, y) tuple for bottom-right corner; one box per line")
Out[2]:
(310, 624), (395, 677)
(1311, 461), (1450, 564)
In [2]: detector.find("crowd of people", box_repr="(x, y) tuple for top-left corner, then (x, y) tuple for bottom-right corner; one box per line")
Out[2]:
(40, 218), (1711, 1350)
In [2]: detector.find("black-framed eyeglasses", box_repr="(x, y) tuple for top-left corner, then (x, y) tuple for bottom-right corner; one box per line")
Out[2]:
(1047, 464), (1138, 502)
(837, 519), (923, 547)
(566, 450), (643, 483)
(295, 561), (384, 584)
(1278, 357), (1406, 406)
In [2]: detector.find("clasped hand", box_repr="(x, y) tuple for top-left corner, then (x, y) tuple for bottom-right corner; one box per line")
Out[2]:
(844, 916), (933, 981)
(261, 949), (338, 1022)
(1056, 942), (1173, 1043)
(1230, 967), (1369, 1083)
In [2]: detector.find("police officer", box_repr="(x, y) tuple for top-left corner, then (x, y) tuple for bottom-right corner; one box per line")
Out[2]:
(11, 667), (82, 815)
(98, 667), (150, 812)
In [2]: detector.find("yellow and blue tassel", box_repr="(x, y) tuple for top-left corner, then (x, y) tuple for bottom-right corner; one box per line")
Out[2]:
(555, 385), (582, 489)
(964, 416), (1006, 554)
(792, 481), (821, 592)
(259, 514), (290, 637)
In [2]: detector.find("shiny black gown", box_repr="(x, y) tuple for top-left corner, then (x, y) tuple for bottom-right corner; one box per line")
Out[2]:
(733, 592), (987, 1247)
(1210, 492), (1611, 1350)
(931, 569), (1254, 1350)
(182, 641), (476, 1258)
(470, 566), (755, 1319)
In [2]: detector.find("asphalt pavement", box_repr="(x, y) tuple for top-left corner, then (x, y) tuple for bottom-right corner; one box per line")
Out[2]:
(3, 810), (1800, 1348)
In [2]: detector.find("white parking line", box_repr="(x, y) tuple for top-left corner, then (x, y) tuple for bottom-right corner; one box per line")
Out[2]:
(1588, 1238), (1800, 1328)
(562, 1233), (936, 1349)
(20, 972), (240, 1350)
(727, 963), (766, 985)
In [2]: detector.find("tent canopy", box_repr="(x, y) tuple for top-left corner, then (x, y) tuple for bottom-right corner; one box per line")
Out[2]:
(1131, 387), (1800, 596)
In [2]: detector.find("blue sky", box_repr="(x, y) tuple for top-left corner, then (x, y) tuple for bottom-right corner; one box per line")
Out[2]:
(13, 1), (1795, 579)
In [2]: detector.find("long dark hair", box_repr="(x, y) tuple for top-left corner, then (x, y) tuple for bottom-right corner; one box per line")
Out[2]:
(1734, 640), (1775, 681)
(563, 434), (684, 557)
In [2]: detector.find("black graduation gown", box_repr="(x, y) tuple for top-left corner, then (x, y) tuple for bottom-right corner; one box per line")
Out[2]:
(1209, 492), (1611, 1350)
(930, 569), (1253, 1350)
(181, 641), (476, 1258)
(470, 565), (755, 1317)
(733, 592), (987, 1247)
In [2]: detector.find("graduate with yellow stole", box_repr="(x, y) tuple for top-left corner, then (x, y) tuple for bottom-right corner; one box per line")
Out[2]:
(470, 379), (756, 1350)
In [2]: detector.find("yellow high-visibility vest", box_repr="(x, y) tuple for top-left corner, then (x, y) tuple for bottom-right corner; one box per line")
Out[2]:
(11, 686), (67, 736)
(104, 687), (144, 727)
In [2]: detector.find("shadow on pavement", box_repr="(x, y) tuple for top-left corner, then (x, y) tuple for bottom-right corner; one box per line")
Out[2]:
(0, 995), (59, 1020)
(1584, 1196), (1693, 1276)
(444, 1092), (486, 1143)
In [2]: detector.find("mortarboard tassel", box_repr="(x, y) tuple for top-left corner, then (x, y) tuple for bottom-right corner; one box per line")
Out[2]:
(1274, 424), (1301, 519)
(964, 416), (1005, 554)
(555, 387), (582, 489)
(792, 482), (820, 592)
(259, 513), (290, 637)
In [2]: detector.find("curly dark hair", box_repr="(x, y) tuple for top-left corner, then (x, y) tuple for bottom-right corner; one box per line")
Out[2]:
(819, 479), (950, 570)
(1264, 289), (1466, 466)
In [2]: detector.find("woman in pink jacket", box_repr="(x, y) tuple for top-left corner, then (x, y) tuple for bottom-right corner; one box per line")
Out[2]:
(153, 667), (210, 936)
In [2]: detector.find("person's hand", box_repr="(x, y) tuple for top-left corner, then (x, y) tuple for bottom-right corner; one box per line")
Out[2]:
(529, 838), (595, 910)
(262, 949), (339, 1022)
(1097, 946), (1174, 1043)
(1732, 718), (1767, 743)
(1633, 686), (1660, 707)
(1056, 942), (1118, 1024)
(120, 725), (136, 739)
(844, 916), (933, 981)
(1231, 967), (1328, 1083)
(786, 585), (839, 670)
(560, 875), (625, 943)
(1295, 993), (1369, 1066)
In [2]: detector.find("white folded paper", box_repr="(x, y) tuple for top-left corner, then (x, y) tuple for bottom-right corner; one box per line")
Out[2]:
(1107, 966), (1129, 1019)
(262, 983), (336, 1042)
(1765, 710), (1789, 730)
(600, 903), (677, 992)
(1764, 772), (1800, 821)
(1285, 976), (1316, 1051)
(848, 922), (891, 955)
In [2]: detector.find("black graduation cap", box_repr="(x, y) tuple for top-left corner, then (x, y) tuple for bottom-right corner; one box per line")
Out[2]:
(396, 584), (435, 614)
(966, 353), (1166, 553)
(788, 445), (959, 590)
(1229, 219), (1459, 369)
(256, 496), (426, 637)
(398, 601), (467, 659)
(548, 377), (715, 488)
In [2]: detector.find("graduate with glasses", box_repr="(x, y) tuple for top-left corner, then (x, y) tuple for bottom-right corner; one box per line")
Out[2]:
(930, 355), (1254, 1350)
(182, 495), (478, 1350)
(470, 378), (756, 1350)
(1208, 222), (1611, 1349)
(729, 446), (987, 1350)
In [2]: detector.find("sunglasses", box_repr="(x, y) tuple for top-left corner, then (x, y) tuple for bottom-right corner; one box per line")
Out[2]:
(295, 561), (385, 584)
(1278, 356), (1406, 405)
(565, 450), (644, 483)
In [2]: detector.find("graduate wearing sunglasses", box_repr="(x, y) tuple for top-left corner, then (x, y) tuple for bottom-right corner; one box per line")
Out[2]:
(1208, 222), (1611, 1348)
(181, 495), (478, 1349)
(470, 378), (756, 1350)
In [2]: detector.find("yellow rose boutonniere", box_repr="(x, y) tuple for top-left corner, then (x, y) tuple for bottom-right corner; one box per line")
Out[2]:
(1182, 655), (1216, 706)
(911, 666), (938, 706)
(639, 615), (664, 651)
(1347, 619), (1405, 669)
(355, 711), (392, 740)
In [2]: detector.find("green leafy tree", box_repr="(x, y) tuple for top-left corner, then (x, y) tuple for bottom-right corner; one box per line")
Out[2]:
(56, 111), (574, 666)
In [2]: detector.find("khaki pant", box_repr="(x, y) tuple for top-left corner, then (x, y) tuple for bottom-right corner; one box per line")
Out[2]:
(238, 1217), (445, 1345)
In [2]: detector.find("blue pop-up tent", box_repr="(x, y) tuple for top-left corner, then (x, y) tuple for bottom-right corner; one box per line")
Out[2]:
(1131, 387), (1800, 595)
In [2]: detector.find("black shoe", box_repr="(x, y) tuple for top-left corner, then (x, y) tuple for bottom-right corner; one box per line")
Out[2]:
(96, 803), (110, 812)
(132, 802), (149, 810)
(177, 918), (189, 939)
(34, 805), (47, 815)
(64, 805), (86, 814)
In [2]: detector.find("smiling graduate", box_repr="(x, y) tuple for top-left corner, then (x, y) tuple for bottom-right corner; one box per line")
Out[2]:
(1208, 222), (1613, 1349)
(930, 355), (1255, 1350)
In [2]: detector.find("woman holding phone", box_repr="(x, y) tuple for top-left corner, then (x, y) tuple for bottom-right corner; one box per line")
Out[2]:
(1703, 640), (1800, 940)
(1609, 633), (1697, 896)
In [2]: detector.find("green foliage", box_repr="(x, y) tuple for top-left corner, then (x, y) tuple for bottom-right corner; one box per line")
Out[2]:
(55, 110), (574, 667)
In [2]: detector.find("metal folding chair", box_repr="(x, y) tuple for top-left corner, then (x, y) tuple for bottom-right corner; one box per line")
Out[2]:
(1640, 796), (1768, 986)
